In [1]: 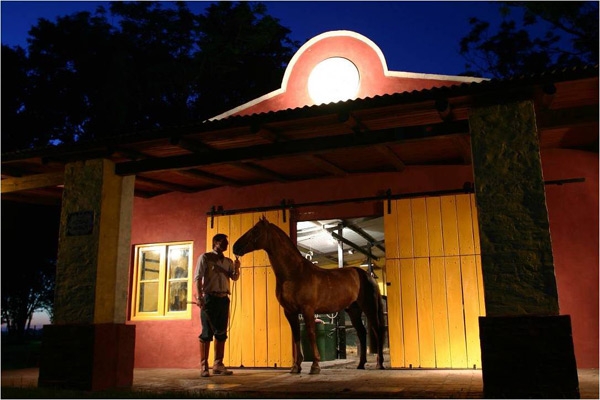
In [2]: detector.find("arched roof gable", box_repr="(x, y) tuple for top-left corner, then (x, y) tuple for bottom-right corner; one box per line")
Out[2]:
(210, 30), (485, 120)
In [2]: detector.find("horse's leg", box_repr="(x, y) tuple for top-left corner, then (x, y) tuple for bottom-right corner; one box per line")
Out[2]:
(361, 285), (386, 370)
(365, 308), (385, 370)
(346, 304), (367, 369)
(284, 311), (303, 374)
(302, 312), (321, 375)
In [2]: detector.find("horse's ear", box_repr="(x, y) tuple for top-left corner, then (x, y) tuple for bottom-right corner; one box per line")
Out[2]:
(260, 214), (268, 222)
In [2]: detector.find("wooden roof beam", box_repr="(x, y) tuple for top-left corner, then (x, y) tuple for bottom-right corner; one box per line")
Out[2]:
(174, 169), (241, 187)
(448, 134), (472, 165)
(251, 123), (285, 143)
(134, 188), (162, 198)
(0, 188), (63, 205)
(136, 176), (197, 193)
(537, 104), (598, 129)
(1, 165), (28, 178)
(302, 155), (347, 176)
(41, 148), (114, 165)
(1, 171), (64, 193)
(373, 145), (406, 171)
(115, 120), (470, 175)
(338, 111), (368, 133)
(170, 136), (212, 154)
(435, 99), (456, 122)
(113, 147), (152, 161)
(229, 162), (289, 182)
(533, 83), (557, 110)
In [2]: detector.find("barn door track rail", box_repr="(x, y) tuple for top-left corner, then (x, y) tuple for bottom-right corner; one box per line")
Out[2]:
(208, 177), (585, 226)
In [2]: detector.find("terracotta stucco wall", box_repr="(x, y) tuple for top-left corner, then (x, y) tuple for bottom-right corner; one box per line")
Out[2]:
(541, 149), (599, 368)
(130, 164), (474, 368)
(129, 150), (598, 368)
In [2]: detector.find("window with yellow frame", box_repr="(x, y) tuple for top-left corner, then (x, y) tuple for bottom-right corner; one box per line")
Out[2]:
(130, 242), (193, 320)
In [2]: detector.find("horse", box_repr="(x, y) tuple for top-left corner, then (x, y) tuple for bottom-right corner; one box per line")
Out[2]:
(232, 216), (386, 375)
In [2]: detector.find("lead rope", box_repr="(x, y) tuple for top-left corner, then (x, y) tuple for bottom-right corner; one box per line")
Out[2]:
(228, 256), (239, 336)
(227, 256), (241, 366)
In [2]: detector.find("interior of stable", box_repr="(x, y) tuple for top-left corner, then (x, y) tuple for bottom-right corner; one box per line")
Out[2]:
(296, 215), (388, 361)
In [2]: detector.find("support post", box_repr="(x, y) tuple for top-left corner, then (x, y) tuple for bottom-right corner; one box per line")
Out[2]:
(470, 101), (579, 398)
(38, 159), (136, 391)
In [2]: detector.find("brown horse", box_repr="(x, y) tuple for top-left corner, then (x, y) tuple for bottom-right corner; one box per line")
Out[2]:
(232, 216), (386, 374)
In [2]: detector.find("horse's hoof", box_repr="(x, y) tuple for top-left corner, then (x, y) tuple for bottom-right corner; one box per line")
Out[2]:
(290, 365), (301, 374)
(309, 366), (321, 375)
(357, 362), (366, 369)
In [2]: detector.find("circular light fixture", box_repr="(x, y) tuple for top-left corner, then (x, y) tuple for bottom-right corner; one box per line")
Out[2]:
(308, 57), (360, 105)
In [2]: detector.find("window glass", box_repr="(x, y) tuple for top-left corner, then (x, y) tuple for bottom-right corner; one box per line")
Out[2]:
(167, 246), (190, 312)
(131, 242), (193, 320)
(140, 282), (159, 312)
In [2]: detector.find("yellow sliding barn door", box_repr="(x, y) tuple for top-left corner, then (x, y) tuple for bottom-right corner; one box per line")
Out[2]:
(206, 210), (293, 368)
(384, 194), (486, 369)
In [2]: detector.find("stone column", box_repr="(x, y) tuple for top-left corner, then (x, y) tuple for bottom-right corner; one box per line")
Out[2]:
(38, 159), (136, 391)
(470, 101), (579, 398)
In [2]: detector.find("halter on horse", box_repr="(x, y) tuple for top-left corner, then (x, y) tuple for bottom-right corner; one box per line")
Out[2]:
(233, 216), (386, 374)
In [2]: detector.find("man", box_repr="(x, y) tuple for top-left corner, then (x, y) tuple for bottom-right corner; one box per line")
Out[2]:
(194, 233), (241, 377)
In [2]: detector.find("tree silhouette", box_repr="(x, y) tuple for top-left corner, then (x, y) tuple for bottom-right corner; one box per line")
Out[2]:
(1, 1), (299, 152)
(0, 1), (300, 330)
(1, 202), (60, 341)
(460, 1), (598, 78)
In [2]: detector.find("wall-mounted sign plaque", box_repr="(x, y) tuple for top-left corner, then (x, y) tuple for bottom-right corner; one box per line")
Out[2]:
(66, 211), (94, 236)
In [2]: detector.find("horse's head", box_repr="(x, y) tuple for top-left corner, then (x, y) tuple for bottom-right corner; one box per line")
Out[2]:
(233, 216), (272, 257)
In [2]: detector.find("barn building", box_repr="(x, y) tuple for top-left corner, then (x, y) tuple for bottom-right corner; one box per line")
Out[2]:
(2, 31), (598, 397)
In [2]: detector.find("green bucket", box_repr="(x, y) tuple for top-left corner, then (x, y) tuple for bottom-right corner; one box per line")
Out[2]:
(300, 323), (337, 361)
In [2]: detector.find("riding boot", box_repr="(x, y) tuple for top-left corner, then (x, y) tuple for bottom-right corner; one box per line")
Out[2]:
(199, 340), (211, 377)
(213, 340), (233, 375)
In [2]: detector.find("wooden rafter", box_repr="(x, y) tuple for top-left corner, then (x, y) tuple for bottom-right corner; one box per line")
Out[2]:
(373, 145), (406, 171)
(302, 155), (347, 176)
(174, 169), (241, 186)
(115, 121), (470, 176)
(1, 171), (64, 193)
(228, 162), (289, 182)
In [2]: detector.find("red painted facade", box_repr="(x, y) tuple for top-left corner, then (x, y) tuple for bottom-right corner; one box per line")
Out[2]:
(542, 149), (599, 368)
(127, 31), (598, 369)
(129, 149), (599, 368)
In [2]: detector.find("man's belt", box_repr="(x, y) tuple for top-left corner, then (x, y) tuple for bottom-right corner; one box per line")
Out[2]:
(207, 291), (229, 297)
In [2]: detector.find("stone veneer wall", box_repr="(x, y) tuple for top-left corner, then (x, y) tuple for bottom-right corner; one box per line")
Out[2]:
(40, 159), (136, 391)
(54, 159), (105, 323)
(469, 101), (559, 316)
(470, 101), (578, 398)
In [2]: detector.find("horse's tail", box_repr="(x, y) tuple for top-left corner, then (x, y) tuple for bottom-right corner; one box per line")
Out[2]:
(363, 270), (387, 343)
(373, 277), (387, 344)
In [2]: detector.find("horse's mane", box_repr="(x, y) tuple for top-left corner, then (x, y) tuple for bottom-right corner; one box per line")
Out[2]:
(262, 217), (298, 251)
(261, 216), (316, 266)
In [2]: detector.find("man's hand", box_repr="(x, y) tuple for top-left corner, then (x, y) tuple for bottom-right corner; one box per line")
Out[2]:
(195, 295), (205, 308)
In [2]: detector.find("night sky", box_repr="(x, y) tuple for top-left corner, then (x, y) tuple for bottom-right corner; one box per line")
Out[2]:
(1, 1), (519, 77)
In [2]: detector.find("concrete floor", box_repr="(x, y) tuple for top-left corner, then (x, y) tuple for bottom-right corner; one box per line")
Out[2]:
(2, 358), (598, 399)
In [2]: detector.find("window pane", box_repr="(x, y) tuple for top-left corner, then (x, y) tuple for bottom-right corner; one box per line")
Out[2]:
(168, 281), (188, 311)
(139, 282), (159, 312)
(168, 247), (189, 279)
(132, 242), (192, 319)
(141, 250), (161, 280)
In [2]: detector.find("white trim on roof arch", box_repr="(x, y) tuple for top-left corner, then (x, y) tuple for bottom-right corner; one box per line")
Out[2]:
(285, 30), (487, 84)
(280, 30), (386, 90)
(209, 30), (487, 121)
